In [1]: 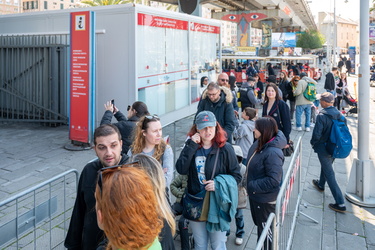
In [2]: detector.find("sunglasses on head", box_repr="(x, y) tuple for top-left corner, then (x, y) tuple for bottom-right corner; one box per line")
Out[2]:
(127, 105), (131, 111)
(97, 161), (139, 196)
(145, 115), (159, 120)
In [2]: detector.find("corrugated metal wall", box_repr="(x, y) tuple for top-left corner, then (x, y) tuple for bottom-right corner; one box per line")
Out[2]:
(0, 35), (69, 125)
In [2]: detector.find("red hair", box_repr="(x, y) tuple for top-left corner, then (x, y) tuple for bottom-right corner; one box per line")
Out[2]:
(187, 122), (227, 148)
(95, 167), (163, 250)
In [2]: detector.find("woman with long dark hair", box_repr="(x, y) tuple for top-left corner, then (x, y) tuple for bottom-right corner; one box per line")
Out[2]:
(176, 110), (241, 250)
(246, 117), (286, 249)
(262, 83), (291, 144)
(100, 101), (149, 153)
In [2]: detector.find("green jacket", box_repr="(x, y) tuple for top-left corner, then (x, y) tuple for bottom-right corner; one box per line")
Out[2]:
(170, 174), (188, 203)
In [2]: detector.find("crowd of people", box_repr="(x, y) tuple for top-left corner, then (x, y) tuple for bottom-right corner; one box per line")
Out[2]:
(64, 58), (351, 250)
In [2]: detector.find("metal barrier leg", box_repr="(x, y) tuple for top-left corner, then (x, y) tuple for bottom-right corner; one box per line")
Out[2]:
(299, 212), (319, 224)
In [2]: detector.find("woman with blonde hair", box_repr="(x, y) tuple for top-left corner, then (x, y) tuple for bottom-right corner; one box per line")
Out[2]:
(95, 166), (163, 250)
(128, 115), (174, 188)
(129, 154), (176, 250)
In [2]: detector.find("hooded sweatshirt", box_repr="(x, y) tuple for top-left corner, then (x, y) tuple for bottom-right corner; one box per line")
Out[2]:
(233, 120), (255, 159)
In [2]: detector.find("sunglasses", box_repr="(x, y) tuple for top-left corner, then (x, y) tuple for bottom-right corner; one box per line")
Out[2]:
(219, 79), (229, 82)
(145, 115), (159, 120)
(127, 105), (131, 111)
(97, 161), (139, 196)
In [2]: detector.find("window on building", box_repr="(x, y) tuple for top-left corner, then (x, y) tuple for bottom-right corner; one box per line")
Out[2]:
(26, 1), (29, 9)
(44, 1), (47, 9)
(35, 0), (38, 8)
(31, 1), (34, 8)
(60, 3), (63, 8)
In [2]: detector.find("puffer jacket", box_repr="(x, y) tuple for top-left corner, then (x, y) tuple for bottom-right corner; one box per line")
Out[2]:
(196, 87), (237, 141)
(175, 139), (241, 196)
(246, 131), (286, 203)
(100, 110), (139, 154)
(294, 76), (315, 106)
(310, 106), (343, 150)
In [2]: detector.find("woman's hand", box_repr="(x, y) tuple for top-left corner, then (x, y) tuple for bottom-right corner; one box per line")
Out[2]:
(104, 101), (114, 113)
(191, 133), (201, 144)
(284, 144), (290, 149)
(203, 180), (215, 192)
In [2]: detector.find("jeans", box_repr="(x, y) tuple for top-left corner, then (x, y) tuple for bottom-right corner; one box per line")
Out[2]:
(235, 209), (245, 238)
(295, 104), (312, 128)
(289, 100), (296, 120)
(189, 221), (227, 250)
(315, 144), (345, 205)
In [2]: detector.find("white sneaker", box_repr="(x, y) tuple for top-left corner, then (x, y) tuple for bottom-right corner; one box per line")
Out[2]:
(235, 237), (243, 245)
(310, 123), (315, 128)
(296, 127), (302, 131)
(291, 121), (295, 125)
(306, 127), (311, 132)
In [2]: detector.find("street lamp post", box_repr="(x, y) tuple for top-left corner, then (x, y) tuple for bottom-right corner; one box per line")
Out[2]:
(346, 0), (375, 207)
(333, 0), (337, 66)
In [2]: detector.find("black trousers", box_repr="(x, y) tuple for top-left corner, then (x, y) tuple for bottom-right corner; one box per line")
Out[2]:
(249, 199), (275, 250)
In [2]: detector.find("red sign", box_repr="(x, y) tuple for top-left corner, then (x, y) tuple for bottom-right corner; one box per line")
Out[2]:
(190, 22), (220, 34)
(138, 13), (188, 30)
(70, 11), (91, 143)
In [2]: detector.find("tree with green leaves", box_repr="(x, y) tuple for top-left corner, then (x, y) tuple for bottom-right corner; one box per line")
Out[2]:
(296, 30), (325, 52)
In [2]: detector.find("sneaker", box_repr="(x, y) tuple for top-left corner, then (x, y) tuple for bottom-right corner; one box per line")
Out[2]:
(291, 121), (295, 125)
(310, 123), (315, 128)
(306, 127), (310, 132)
(312, 179), (324, 192)
(235, 237), (243, 245)
(296, 127), (302, 131)
(329, 203), (347, 213)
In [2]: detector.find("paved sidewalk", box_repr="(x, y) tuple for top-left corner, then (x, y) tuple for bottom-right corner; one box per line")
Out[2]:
(1, 73), (375, 250)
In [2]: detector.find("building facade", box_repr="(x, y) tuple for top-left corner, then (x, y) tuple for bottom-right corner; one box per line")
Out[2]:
(318, 12), (358, 54)
(0, 0), (20, 15)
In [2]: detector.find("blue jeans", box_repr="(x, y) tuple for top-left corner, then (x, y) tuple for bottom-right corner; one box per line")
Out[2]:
(295, 104), (312, 128)
(235, 209), (245, 238)
(189, 221), (227, 250)
(315, 144), (345, 205)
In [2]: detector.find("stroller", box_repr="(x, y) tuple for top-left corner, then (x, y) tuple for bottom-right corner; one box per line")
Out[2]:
(342, 89), (357, 116)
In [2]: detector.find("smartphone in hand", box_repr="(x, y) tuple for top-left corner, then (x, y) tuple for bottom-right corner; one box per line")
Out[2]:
(111, 99), (115, 113)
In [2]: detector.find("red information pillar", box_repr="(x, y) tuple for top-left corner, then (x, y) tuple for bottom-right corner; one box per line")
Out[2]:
(69, 11), (94, 144)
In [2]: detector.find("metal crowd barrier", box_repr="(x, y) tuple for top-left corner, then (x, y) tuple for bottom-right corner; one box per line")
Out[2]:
(273, 136), (318, 250)
(0, 169), (79, 249)
(255, 213), (275, 250)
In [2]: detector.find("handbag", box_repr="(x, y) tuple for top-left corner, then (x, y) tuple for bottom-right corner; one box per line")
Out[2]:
(237, 186), (248, 209)
(182, 148), (220, 221)
(282, 140), (294, 157)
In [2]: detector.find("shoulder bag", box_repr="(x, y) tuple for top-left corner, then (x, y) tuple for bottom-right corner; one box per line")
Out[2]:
(182, 148), (220, 221)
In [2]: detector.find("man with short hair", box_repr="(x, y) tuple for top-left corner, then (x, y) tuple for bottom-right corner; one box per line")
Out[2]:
(324, 67), (338, 94)
(65, 124), (129, 250)
(310, 92), (346, 213)
(239, 76), (262, 110)
(293, 72), (315, 132)
(196, 81), (236, 142)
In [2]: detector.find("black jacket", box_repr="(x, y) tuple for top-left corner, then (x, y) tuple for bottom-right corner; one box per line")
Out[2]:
(278, 80), (289, 101)
(262, 99), (291, 142)
(324, 72), (335, 91)
(246, 131), (286, 203)
(196, 87), (236, 141)
(65, 154), (129, 250)
(176, 139), (241, 195)
(100, 110), (139, 154)
(310, 106), (343, 150)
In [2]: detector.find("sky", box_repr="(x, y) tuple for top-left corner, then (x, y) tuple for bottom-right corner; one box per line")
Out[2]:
(307, 0), (363, 22)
